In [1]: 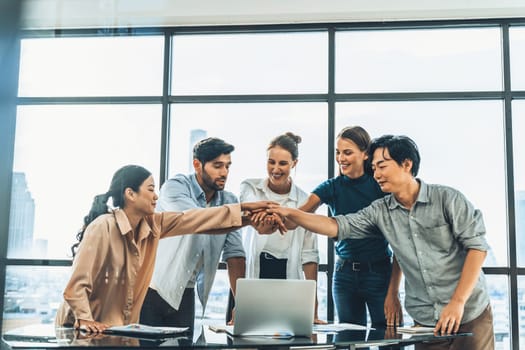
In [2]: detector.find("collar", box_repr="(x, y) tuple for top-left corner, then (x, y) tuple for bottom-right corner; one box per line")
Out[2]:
(113, 208), (156, 241)
(189, 173), (224, 205)
(255, 178), (301, 203)
(387, 178), (428, 209)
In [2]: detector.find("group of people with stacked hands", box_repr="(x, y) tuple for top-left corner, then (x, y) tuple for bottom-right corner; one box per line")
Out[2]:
(55, 126), (495, 350)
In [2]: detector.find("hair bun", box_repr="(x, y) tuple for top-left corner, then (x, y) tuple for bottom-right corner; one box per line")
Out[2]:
(285, 132), (302, 144)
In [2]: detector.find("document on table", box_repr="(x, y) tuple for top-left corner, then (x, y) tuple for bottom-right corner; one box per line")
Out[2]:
(313, 323), (370, 333)
(396, 326), (435, 335)
(103, 323), (189, 338)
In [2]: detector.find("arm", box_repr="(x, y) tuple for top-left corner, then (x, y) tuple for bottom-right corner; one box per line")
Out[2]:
(62, 223), (110, 331)
(434, 248), (487, 335)
(159, 202), (279, 237)
(227, 257), (246, 296)
(226, 256), (246, 324)
(267, 206), (339, 238)
(384, 256), (403, 326)
(303, 262), (326, 324)
(284, 194), (323, 230)
(300, 222), (324, 324)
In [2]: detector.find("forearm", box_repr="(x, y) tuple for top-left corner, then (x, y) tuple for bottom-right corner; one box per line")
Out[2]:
(303, 262), (319, 318)
(387, 257), (402, 296)
(303, 262), (318, 281)
(286, 209), (338, 238)
(450, 249), (486, 304)
(226, 257), (246, 295)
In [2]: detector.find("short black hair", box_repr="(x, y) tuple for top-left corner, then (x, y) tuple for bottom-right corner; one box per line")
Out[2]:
(193, 137), (235, 164)
(369, 135), (421, 176)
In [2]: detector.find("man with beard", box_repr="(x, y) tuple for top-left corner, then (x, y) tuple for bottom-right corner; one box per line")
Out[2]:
(140, 137), (245, 331)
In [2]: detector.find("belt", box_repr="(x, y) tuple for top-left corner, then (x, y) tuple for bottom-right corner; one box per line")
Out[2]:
(337, 257), (392, 272)
(261, 252), (287, 261)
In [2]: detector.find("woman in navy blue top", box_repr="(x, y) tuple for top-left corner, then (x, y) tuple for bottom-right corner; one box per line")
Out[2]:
(298, 126), (402, 327)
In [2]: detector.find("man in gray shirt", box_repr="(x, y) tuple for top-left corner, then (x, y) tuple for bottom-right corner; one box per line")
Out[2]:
(267, 135), (494, 350)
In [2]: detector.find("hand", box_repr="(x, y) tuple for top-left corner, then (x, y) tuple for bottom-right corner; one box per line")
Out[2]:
(384, 292), (403, 326)
(76, 319), (109, 334)
(251, 212), (282, 235)
(384, 325), (402, 339)
(241, 201), (279, 214)
(434, 299), (464, 335)
(266, 204), (291, 217)
(314, 317), (327, 325)
(227, 308), (235, 325)
(265, 213), (287, 234)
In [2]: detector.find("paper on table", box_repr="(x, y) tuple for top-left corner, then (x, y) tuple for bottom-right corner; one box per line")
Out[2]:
(396, 326), (435, 335)
(313, 323), (370, 332)
(104, 323), (189, 338)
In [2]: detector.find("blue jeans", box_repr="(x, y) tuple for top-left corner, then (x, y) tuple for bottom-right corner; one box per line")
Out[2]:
(333, 258), (392, 327)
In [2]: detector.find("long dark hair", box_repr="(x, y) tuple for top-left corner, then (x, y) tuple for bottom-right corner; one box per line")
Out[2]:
(71, 165), (151, 257)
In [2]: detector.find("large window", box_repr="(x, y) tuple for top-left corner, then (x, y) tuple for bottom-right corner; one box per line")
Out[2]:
(2, 20), (525, 350)
(171, 32), (328, 95)
(335, 27), (502, 93)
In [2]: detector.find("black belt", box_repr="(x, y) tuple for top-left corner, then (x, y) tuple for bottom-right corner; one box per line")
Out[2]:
(337, 257), (391, 272)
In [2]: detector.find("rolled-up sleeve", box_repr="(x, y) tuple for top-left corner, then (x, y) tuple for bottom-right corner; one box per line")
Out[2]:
(300, 229), (319, 265)
(444, 189), (490, 251)
(222, 228), (246, 261)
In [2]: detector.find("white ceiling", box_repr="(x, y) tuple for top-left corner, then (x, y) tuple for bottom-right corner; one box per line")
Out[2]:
(21, 0), (525, 30)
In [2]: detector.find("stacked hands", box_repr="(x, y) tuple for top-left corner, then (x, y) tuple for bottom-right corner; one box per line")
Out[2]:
(241, 201), (289, 234)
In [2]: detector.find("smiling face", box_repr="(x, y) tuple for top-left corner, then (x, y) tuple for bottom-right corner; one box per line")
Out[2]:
(336, 136), (368, 179)
(267, 145), (296, 190)
(127, 175), (158, 215)
(371, 147), (413, 193)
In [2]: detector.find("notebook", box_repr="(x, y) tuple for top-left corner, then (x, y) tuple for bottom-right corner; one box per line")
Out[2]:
(103, 323), (189, 338)
(222, 278), (316, 337)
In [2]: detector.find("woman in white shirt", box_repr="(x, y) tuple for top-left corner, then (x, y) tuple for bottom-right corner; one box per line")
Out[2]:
(240, 132), (323, 323)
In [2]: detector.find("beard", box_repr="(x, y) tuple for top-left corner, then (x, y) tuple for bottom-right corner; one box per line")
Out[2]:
(201, 168), (226, 191)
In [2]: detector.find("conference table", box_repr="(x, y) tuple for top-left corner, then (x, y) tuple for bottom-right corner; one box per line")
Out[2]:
(2, 323), (472, 350)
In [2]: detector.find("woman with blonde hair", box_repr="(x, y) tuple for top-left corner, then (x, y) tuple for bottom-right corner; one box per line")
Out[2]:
(241, 132), (324, 324)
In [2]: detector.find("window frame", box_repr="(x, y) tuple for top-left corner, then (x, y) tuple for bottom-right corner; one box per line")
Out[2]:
(2, 18), (525, 349)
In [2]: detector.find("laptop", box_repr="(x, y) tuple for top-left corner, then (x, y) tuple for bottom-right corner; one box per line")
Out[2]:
(223, 278), (316, 337)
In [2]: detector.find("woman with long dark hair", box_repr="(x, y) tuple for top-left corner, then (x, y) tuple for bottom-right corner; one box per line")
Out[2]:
(56, 164), (274, 333)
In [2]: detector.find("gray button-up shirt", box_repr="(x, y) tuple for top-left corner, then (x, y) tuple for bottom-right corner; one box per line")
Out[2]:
(334, 180), (490, 325)
(150, 173), (245, 312)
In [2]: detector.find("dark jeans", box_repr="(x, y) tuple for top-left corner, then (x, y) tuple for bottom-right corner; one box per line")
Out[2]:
(259, 252), (287, 279)
(140, 287), (195, 332)
(415, 304), (494, 350)
(333, 257), (392, 327)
